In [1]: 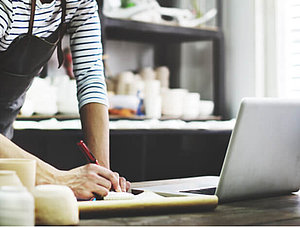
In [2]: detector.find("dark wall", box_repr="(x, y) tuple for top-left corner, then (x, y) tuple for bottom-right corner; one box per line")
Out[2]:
(13, 129), (231, 182)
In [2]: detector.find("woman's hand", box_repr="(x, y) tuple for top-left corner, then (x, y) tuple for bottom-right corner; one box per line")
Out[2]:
(55, 164), (127, 200)
(113, 172), (131, 192)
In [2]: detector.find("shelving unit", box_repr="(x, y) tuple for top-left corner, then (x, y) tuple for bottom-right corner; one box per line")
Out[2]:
(101, 17), (222, 42)
(13, 1), (230, 181)
(98, 0), (225, 117)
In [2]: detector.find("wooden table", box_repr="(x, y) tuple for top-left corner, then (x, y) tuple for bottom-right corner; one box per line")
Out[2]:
(79, 178), (300, 226)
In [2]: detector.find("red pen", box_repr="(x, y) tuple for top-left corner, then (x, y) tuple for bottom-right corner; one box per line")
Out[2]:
(77, 140), (102, 201)
(78, 140), (123, 197)
(77, 140), (100, 165)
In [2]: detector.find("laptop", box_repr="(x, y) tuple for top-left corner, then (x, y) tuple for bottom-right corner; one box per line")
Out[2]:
(132, 98), (300, 203)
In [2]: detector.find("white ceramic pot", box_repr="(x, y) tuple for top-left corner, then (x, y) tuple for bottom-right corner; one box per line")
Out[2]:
(0, 159), (36, 192)
(0, 186), (35, 226)
(116, 71), (135, 95)
(199, 100), (214, 116)
(139, 67), (156, 81)
(155, 66), (170, 88)
(162, 89), (188, 117)
(33, 185), (79, 225)
(145, 94), (162, 119)
(0, 170), (23, 187)
(56, 78), (79, 115)
(182, 92), (201, 119)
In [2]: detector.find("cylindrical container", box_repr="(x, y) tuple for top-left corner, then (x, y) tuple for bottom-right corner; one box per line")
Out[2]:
(161, 89), (188, 117)
(27, 78), (58, 115)
(0, 170), (23, 187)
(182, 92), (201, 119)
(155, 66), (170, 88)
(20, 99), (34, 117)
(0, 159), (36, 192)
(144, 79), (160, 97)
(0, 186), (35, 226)
(144, 80), (161, 118)
(33, 185), (79, 226)
(128, 75), (144, 96)
(198, 100), (214, 116)
(116, 71), (134, 95)
(56, 77), (79, 115)
(139, 67), (156, 81)
(145, 95), (162, 119)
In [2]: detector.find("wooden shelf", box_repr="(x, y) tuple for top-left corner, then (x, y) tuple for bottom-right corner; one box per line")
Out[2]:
(17, 114), (221, 122)
(98, 0), (226, 117)
(16, 114), (80, 121)
(102, 17), (223, 43)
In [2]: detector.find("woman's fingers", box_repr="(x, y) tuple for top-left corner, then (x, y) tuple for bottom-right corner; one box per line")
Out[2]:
(126, 180), (131, 192)
(60, 164), (131, 200)
(119, 176), (127, 192)
(94, 165), (122, 192)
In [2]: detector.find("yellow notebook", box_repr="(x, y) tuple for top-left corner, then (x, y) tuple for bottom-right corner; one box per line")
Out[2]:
(79, 191), (218, 218)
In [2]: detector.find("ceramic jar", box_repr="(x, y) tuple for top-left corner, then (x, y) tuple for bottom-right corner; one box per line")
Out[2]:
(0, 170), (23, 187)
(0, 186), (35, 226)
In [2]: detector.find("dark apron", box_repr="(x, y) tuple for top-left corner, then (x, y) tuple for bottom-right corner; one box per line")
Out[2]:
(0, 0), (67, 139)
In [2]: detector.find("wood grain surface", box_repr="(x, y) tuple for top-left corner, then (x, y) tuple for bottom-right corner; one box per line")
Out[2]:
(79, 194), (218, 218)
(79, 178), (300, 226)
(79, 194), (300, 226)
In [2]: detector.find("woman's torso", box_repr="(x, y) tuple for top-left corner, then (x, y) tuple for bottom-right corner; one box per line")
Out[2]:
(0, 0), (78, 51)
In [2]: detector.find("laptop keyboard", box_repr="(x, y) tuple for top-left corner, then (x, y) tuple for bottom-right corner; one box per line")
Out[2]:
(180, 187), (216, 195)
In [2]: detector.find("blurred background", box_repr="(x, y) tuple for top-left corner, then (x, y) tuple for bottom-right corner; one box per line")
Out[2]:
(13, 0), (300, 182)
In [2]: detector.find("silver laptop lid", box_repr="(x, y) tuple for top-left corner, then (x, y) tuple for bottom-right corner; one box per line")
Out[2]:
(217, 98), (300, 202)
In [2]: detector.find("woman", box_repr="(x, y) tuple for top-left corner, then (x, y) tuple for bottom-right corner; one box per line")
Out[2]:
(0, 0), (130, 199)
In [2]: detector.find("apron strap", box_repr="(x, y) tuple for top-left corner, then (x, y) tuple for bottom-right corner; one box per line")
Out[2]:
(28, 0), (66, 35)
(57, 0), (67, 68)
(61, 0), (66, 24)
(27, 0), (67, 68)
(28, 0), (36, 35)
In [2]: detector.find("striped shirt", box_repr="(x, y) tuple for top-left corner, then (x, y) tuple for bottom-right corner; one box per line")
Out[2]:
(0, 0), (107, 108)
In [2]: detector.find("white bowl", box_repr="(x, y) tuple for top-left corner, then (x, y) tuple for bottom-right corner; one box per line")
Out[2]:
(198, 100), (214, 116)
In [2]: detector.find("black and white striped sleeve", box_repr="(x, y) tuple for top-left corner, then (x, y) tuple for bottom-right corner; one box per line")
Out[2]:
(0, 0), (12, 39)
(68, 0), (107, 109)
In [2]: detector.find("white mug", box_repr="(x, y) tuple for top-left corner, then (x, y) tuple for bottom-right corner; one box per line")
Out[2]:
(162, 89), (188, 117)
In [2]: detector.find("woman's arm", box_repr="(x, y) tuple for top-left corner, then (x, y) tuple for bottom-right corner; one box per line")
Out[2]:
(68, 0), (130, 191)
(0, 133), (121, 199)
(80, 103), (110, 168)
(80, 103), (130, 191)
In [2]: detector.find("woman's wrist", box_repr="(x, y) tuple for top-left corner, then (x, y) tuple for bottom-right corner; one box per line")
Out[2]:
(35, 162), (65, 186)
